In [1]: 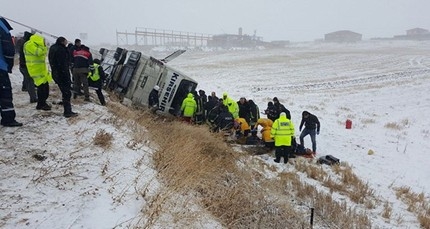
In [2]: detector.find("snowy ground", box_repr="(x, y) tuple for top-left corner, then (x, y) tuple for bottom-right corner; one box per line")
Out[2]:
(1, 40), (429, 228)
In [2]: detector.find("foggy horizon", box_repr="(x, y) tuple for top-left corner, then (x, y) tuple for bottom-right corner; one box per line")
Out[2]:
(2, 0), (430, 45)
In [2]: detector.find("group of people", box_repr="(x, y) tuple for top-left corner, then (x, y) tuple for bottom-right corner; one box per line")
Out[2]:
(0, 17), (108, 128)
(148, 85), (321, 164)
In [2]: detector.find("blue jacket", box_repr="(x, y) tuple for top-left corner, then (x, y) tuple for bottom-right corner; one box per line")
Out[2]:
(0, 18), (15, 72)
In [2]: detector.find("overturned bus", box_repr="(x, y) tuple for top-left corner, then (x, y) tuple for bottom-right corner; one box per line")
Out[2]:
(99, 48), (198, 116)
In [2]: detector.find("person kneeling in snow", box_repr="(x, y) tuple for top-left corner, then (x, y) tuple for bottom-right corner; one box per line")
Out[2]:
(254, 118), (274, 149)
(88, 59), (106, 105)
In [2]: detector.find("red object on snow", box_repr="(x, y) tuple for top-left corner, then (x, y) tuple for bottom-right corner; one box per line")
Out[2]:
(346, 119), (352, 129)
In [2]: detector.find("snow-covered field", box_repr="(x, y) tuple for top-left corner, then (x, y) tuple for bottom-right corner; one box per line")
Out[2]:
(1, 40), (429, 228)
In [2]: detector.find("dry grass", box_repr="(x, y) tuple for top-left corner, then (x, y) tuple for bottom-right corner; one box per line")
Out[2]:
(108, 105), (306, 228)
(277, 171), (372, 228)
(384, 122), (402, 130)
(385, 119), (410, 130)
(296, 161), (375, 207)
(394, 186), (430, 229)
(93, 129), (113, 149)
(382, 201), (393, 220)
(361, 118), (376, 124)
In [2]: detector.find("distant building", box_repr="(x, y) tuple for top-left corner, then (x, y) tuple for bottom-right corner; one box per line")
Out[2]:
(208, 27), (263, 48)
(393, 27), (430, 40)
(324, 30), (362, 43)
(406, 28), (429, 36)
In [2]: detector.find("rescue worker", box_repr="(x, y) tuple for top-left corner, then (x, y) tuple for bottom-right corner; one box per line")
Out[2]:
(273, 97), (291, 120)
(148, 85), (160, 113)
(0, 17), (22, 127)
(88, 59), (106, 106)
(198, 89), (207, 121)
(193, 91), (205, 124)
(254, 118), (274, 149)
(264, 101), (277, 122)
(180, 92), (197, 123)
(234, 117), (251, 137)
(68, 38), (81, 62)
(248, 99), (260, 130)
(206, 101), (223, 129)
(222, 92), (239, 118)
(18, 31), (37, 103)
(212, 105), (234, 133)
(237, 97), (251, 123)
(72, 44), (93, 101)
(299, 111), (320, 153)
(270, 112), (295, 163)
(210, 91), (219, 101)
(48, 36), (78, 118)
(204, 95), (219, 117)
(24, 33), (52, 111)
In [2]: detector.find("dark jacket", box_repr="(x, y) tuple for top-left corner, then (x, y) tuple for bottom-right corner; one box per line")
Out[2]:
(148, 89), (159, 108)
(265, 102), (278, 122)
(72, 46), (93, 68)
(238, 99), (251, 122)
(248, 100), (260, 124)
(88, 65), (106, 89)
(274, 102), (291, 120)
(48, 37), (71, 84)
(0, 17), (15, 73)
(299, 111), (320, 132)
(18, 31), (33, 67)
(214, 107), (234, 131)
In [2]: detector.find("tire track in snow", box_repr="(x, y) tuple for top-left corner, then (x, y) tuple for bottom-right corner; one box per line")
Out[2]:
(252, 69), (430, 92)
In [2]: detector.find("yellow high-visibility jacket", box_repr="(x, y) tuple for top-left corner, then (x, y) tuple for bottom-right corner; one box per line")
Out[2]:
(270, 114), (295, 146)
(181, 93), (197, 117)
(24, 34), (51, 86)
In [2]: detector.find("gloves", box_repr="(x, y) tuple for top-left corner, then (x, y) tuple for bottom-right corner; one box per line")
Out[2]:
(317, 131), (320, 135)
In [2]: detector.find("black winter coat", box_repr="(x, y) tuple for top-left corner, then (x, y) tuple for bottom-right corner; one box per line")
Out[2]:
(299, 113), (320, 132)
(148, 89), (159, 108)
(48, 42), (71, 85)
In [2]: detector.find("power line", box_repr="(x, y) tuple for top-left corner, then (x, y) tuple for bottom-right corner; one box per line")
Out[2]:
(0, 15), (58, 39)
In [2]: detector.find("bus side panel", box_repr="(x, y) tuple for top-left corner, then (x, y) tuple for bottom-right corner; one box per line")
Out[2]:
(159, 68), (197, 115)
(124, 60), (145, 99)
(130, 58), (164, 107)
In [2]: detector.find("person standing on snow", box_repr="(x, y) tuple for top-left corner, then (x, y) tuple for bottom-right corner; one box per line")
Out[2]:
(270, 112), (295, 163)
(18, 31), (37, 103)
(222, 92), (239, 118)
(273, 97), (291, 120)
(180, 92), (197, 123)
(248, 99), (260, 130)
(237, 97), (251, 124)
(72, 44), (93, 101)
(148, 85), (160, 113)
(0, 17), (23, 127)
(48, 36), (78, 118)
(299, 111), (320, 153)
(87, 59), (106, 106)
(264, 101), (277, 122)
(24, 33), (52, 111)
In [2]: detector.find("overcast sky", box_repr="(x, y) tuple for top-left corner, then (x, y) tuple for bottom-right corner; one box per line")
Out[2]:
(2, 0), (430, 45)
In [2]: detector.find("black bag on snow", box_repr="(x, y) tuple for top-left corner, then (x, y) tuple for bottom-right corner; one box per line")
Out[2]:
(317, 155), (340, 165)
